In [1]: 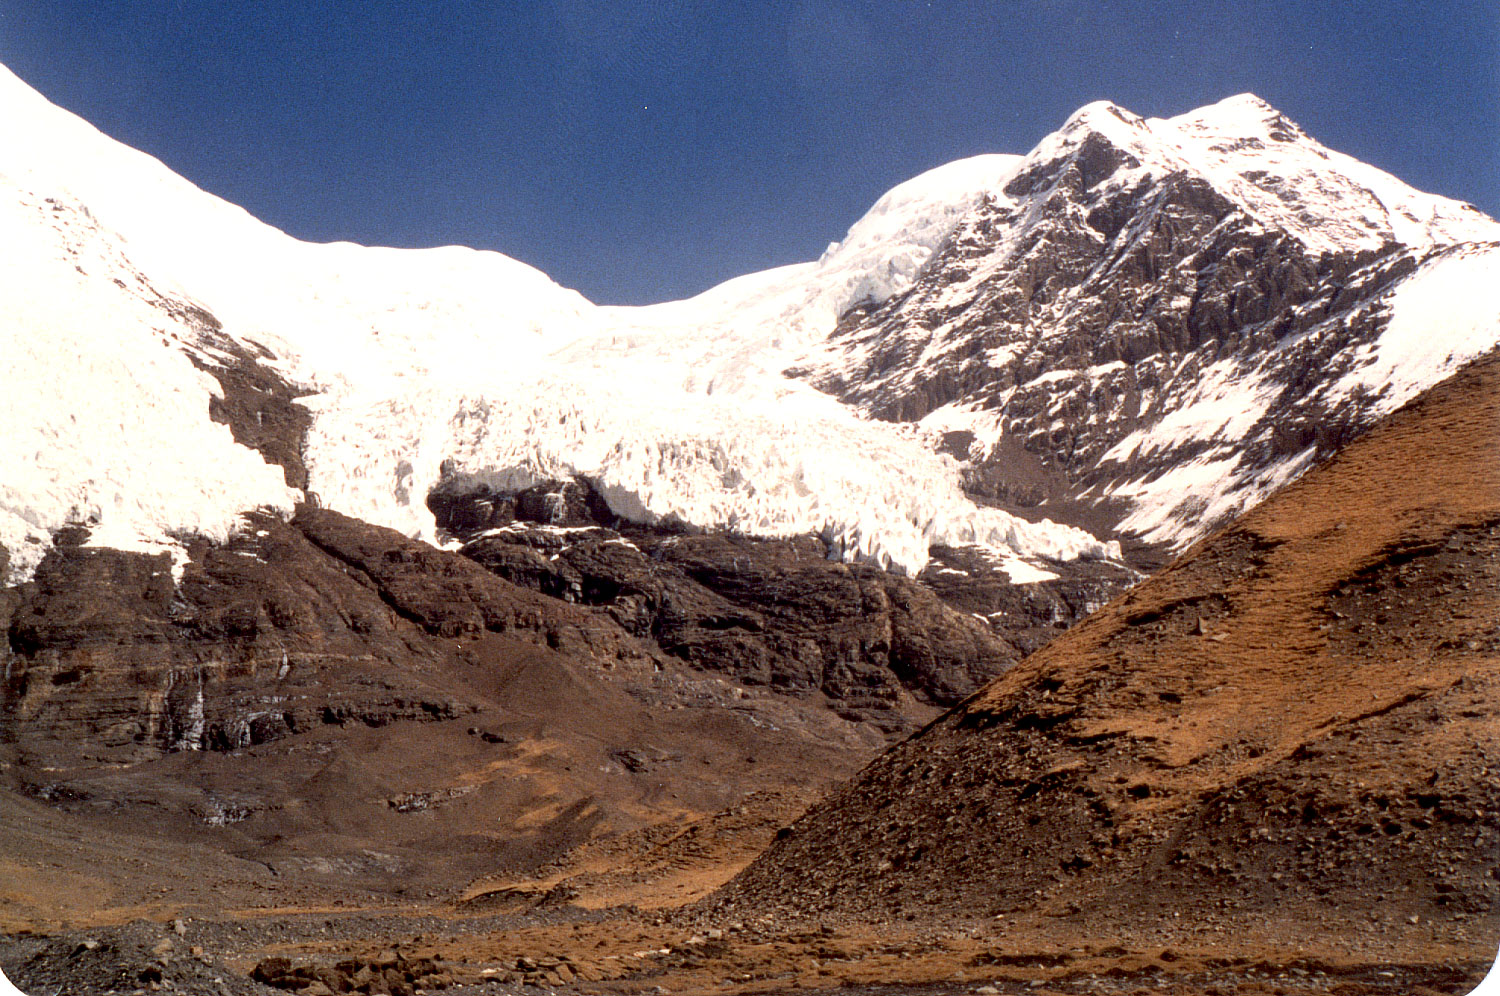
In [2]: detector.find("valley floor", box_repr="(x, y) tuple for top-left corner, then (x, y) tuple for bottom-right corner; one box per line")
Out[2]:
(2, 788), (1494, 996)
(6, 348), (1500, 994)
(2, 899), (1493, 996)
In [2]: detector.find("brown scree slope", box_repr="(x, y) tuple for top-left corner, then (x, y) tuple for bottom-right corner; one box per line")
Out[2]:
(714, 349), (1500, 954)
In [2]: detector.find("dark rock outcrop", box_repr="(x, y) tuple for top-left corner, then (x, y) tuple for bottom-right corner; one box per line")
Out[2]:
(430, 478), (1136, 719)
(428, 476), (619, 535)
(192, 333), (314, 491)
(0, 504), (663, 774)
(650, 532), (1013, 708)
(253, 952), (463, 996)
(293, 505), (648, 662)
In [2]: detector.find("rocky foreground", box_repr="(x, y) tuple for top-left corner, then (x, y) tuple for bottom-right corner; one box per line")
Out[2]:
(709, 353), (1500, 982)
(3, 905), (1490, 996)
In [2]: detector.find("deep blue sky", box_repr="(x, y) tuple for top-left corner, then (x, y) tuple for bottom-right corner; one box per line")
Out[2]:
(2, 1), (1495, 304)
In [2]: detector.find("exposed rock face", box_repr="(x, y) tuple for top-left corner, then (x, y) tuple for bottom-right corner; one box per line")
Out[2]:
(193, 332), (314, 491)
(431, 478), (1137, 722)
(429, 476), (619, 534)
(794, 99), (1499, 554)
(0, 502), (903, 913)
(0, 484), (895, 906)
(651, 533), (999, 711)
(712, 352), (1500, 944)
(0, 505), (666, 772)
(294, 505), (648, 661)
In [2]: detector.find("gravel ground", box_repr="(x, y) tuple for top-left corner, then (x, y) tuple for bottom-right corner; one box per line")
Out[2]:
(3, 912), (1484, 996)
(0, 909), (616, 996)
(1, 922), (280, 996)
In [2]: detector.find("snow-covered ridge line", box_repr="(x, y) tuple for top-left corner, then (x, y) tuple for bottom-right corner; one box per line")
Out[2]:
(1035, 93), (1497, 254)
(0, 61), (1102, 580)
(3, 60), (1494, 582)
(793, 91), (1500, 555)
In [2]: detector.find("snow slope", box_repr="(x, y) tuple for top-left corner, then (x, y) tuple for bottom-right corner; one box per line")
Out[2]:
(0, 62), (1109, 581)
(0, 68), (596, 396)
(1097, 244), (1500, 548)
(3, 63), (1495, 584)
(0, 175), (299, 580)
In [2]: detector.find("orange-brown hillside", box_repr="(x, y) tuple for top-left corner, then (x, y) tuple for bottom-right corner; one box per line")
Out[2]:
(714, 350), (1500, 962)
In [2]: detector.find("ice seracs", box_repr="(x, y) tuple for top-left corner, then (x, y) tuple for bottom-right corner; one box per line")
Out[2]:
(0, 62), (1102, 581)
(296, 148), (1083, 578)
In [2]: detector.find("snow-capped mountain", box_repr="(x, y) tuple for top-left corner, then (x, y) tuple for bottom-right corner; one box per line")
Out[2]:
(795, 95), (1500, 550)
(2, 63), (1497, 591)
(0, 63), (1109, 585)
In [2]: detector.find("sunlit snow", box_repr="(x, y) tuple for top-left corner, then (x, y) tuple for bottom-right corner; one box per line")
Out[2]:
(1, 62), (1495, 584)
(1325, 246), (1500, 413)
(0, 177), (298, 579)
(1100, 245), (1500, 549)
(0, 63), (1106, 581)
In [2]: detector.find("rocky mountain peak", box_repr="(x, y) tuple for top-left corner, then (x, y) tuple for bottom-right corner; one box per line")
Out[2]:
(1002, 92), (1493, 257)
(1056, 98), (1151, 140)
(793, 94), (1500, 561)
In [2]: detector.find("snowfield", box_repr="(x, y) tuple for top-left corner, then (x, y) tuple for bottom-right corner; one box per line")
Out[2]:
(0, 63), (1104, 581)
(2, 62), (1496, 584)
(0, 177), (300, 580)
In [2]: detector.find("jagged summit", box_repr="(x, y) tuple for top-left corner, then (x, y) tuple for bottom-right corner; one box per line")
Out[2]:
(1175, 91), (1301, 132)
(796, 93), (1500, 555)
(1055, 98), (1150, 137)
(1024, 91), (1493, 254)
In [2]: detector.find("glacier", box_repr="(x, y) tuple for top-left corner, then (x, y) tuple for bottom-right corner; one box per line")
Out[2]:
(3, 63), (1497, 585)
(0, 63), (1110, 581)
